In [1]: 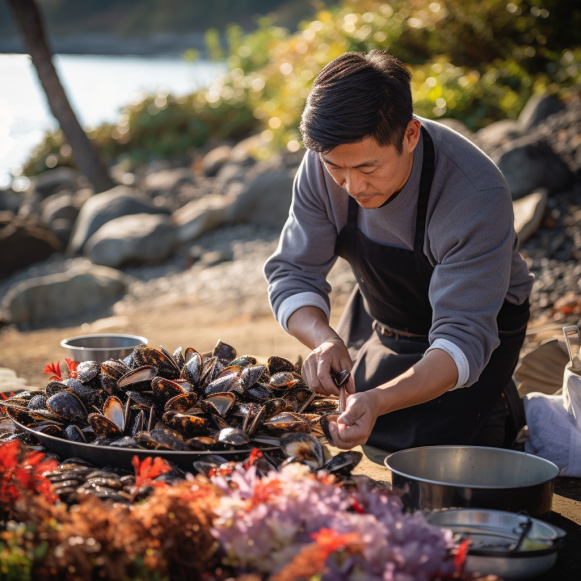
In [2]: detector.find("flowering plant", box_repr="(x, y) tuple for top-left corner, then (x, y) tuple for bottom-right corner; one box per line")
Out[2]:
(210, 463), (459, 581)
(42, 359), (78, 381)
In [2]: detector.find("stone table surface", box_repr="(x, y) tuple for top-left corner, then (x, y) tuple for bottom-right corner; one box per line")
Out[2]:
(325, 443), (581, 581)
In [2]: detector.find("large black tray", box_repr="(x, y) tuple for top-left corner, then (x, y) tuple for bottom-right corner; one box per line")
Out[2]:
(11, 418), (279, 472)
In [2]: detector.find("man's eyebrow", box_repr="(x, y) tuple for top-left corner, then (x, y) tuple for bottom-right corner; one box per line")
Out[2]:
(321, 156), (379, 169)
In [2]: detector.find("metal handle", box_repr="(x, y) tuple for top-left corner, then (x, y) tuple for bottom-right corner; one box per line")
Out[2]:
(563, 326), (581, 372)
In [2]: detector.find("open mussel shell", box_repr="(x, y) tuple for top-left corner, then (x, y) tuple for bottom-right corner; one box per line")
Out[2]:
(323, 451), (363, 475)
(117, 366), (158, 391)
(308, 399), (339, 414)
(101, 359), (130, 380)
(103, 396), (126, 432)
(202, 392), (236, 417)
(212, 339), (237, 363)
(263, 412), (311, 436)
(280, 433), (323, 469)
(33, 423), (63, 437)
(218, 427), (251, 446)
(76, 361), (100, 384)
(267, 355), (296, 375)
(135, 345), (180, 379)
(164, 392), (198, 412)
(166, 413), (209, 437)
(88, 413), (123, 438)
(246, 405), (267, 438)
(332, 370), (351, 388)
(173, 346), (185, 369)
(204, 371), (241, 396)
(181, 351), (202, 387)
(229, 355), (257, 368)
(269, 372), (299, 390)
(186, 436), (217, 450)
(241, 364), (266, 389)
(152, 377), (187, 403)
(46, 391), (88, 423)
(319, 413), (340, 443)
(63, 424), (87, 442)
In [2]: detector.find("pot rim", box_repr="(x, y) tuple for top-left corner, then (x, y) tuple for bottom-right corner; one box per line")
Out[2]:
(61, 334), (148, 352)
(384, 445), (559, 490)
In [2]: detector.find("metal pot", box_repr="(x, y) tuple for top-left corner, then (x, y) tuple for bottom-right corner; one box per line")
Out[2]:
(61, 334), (148, 363)
(384, 446), (559, 518)
(426, 509), (566, 580)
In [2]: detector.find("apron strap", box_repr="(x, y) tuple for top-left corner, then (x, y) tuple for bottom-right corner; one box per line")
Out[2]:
(414, 126), (435, 255)
(347, 191), (358, 227)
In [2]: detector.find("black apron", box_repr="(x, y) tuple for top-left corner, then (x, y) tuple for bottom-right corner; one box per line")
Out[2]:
(334, 126), (529, 451)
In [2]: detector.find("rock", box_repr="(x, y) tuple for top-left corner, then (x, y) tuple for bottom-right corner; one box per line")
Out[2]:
(50, 218), (75, 247)
(68, 186), (170, 254)
(1, 264), (127, 326)
(41, 193), (79, 225)
(200, 249), (233, 267)
(474, 119), (523, 152)
(202, 145), (232, 177)
(494, 135), (575, 199)
(85, 214), (176, 268)
(513, 188), (548, 244)
(34, 167), (82, 198)
(435, 119), (475, 141)
(0, 190), (22, 213)
(224, 170), (296, 229)
(229, 134), (267, 164)
(142, 168), (195, 197)
(17, 193), (43, 219)
(214, 162), (250, 186)
(173, 194), (235, 243)
(518, 94), (565, 131)
(0, 213), (62, 279)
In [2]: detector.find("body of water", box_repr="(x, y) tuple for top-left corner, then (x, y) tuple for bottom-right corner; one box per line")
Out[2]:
(0, 54), (225, 188)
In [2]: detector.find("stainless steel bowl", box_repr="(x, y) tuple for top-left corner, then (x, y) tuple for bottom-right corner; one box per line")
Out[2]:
(426, 509), (565, 580)
(384, 446), (559, 517)
(61, 333), (148, 363)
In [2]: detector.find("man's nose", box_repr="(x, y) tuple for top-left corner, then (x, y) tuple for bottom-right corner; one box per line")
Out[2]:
(343, 170), (367, 196)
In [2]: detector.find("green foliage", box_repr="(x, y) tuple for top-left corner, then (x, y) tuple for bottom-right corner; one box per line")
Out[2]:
(0, 523), (43, 581)
(22, 0), (581, 176)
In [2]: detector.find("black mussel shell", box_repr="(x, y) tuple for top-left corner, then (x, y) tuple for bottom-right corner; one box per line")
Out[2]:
(247, 405), (267, 438)
(117, 366), (158, 391)
(283, 394), (300, 412)
(204, 372), (241, 396)
(63, 424), (87, 442)
(263, 412), (311, 436)
(267, 355), (296, 375)
(134, 346), (180, 379)
(110, 436), (140, 448)
(200, 356), (217, 387)
(323, 451), (363, 475)
(46, 391), (87, 423)
(208, 413), (231, 431)
(173, 346), (185, 370)
(102, 396), (125, 431)
(27, 409), (65, 423)
(186, 436), (217, 450)
(280, 433), (323, 469)
(149, 428), (190, 451)
(126, 391), (161, 414)
(131, 409), (145, 436)
(100, 372), (118, 395)
(67, 382), (101, 408)
(101, 360), (130, 380)
(308, 399), (339, 413)
(202, 392), (236, 417)
(319, 413), (340, 443)
(88, 413), (123, 437)
(159, 345), (181, 372)
(166, 413), (209, 437)
(269, 372), (299, 389)
(212, 339), (237, 363)
(245, 383), (275, 403)
(297, 392), (317, 414)
(32, 423), (63, 437)
(46, 380), (68, 397)
(332, 370), (351, 388)
(28, 394), (48, 410)
(229, 355), (257, 368)
(263, 398), (288, 419)
(241, 365), (266, 389)
(134, 431), (158, 449)
(152, 377), (186, 403)
(76, 361), (101, 384)
(122, 353), (135, 369)
(92, 436), (115, 446)
(218, 427), (251, 446)
(182, 351), (203, 388)
(164, 392), (198, 412)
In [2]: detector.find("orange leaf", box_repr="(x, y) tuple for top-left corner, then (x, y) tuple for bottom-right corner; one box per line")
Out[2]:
(43, 361), (62, 381)
(65, 358), (78, 378)
(311, 528), (361, 556)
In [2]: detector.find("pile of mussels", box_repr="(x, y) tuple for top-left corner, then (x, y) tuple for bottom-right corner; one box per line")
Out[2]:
(1, 340), (352, 470)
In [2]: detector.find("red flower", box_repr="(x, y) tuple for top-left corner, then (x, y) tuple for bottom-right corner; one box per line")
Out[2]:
(43, 361), (62, 381)
(453, 539), (471, 571)
(132, 455), (171, 488)
(311, 528), (361, 557)
(244, 448), (263, 469)
(64, 358), (78, 378)
(350, 498), (366, 514)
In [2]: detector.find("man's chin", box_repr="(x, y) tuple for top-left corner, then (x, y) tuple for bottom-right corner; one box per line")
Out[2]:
(355, 195), (386, 209)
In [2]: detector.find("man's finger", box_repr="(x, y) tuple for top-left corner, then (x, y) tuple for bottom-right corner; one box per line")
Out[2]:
(337, 421), (367, 442)
(317, 357), (339, 396)
(329, 421), (355, 450)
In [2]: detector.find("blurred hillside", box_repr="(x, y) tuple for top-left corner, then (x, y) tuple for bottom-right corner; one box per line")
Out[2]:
(0, 0), (315, 54)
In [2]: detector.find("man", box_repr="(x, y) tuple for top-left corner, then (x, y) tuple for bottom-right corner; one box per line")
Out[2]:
(264, 50), (533, 452)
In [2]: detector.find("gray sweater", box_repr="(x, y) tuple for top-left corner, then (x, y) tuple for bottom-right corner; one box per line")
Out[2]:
(264, 116), (534, 388)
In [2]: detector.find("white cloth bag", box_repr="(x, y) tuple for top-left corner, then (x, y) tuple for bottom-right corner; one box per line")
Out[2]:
(524, 363), (581, 476)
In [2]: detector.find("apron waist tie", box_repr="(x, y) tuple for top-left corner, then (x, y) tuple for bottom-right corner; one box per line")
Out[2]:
(373, 320), (428, 340)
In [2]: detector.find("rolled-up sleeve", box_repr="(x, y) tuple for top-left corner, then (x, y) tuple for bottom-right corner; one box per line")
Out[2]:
(263, 152), (339, 331)
(426, 186), (516, 387)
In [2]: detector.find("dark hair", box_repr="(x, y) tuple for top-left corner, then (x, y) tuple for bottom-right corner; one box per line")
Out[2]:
(300, 50), (413, 154)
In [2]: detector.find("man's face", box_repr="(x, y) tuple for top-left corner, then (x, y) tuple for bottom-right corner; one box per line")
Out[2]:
(320, 119), (421, 209)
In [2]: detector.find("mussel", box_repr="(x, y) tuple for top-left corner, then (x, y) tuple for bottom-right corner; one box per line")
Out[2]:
(280, 433), (323, 469)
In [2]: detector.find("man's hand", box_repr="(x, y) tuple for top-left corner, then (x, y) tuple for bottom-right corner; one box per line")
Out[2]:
(328, 391), (379, 449)
(302, 336), (355, 396)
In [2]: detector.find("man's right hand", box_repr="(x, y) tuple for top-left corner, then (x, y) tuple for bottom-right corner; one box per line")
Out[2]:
(301, 335), (355, 396)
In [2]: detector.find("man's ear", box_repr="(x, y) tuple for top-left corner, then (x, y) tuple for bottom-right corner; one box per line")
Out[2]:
(403, 119), (421, 153)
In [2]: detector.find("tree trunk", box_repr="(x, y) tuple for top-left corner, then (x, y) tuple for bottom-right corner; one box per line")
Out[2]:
(6, 0), (114, 193)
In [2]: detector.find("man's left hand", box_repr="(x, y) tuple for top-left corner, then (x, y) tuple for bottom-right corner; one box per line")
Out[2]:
(328, 391), (379, 450)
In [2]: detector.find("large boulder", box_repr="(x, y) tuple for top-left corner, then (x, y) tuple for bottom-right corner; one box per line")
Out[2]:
(0, 190), (22, 214)
(513, 188), (548, 244)
(518, 94), (565, 131)
(68, 186), (170, 254)
(173, 194), (235, 243)
(0, 213), (62, 279)
(494, 135), (575, 199)
(224, 169), (296, 229)
(2, 263), (127, 326)
(141, 168), (195, 197)
(41, 193), (80, 225)
(474, 119), (523, 153)
(202, 145), (232, 177)
(34, 167), (82, 198)
(85, 213), (176, 268)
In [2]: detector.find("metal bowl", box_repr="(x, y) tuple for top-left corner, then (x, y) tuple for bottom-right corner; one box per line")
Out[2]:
(384, 446), (559, 518)
(11, 416), (279, 471)
(61, 334), (148, 363)
(426, 509), (565, 580)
